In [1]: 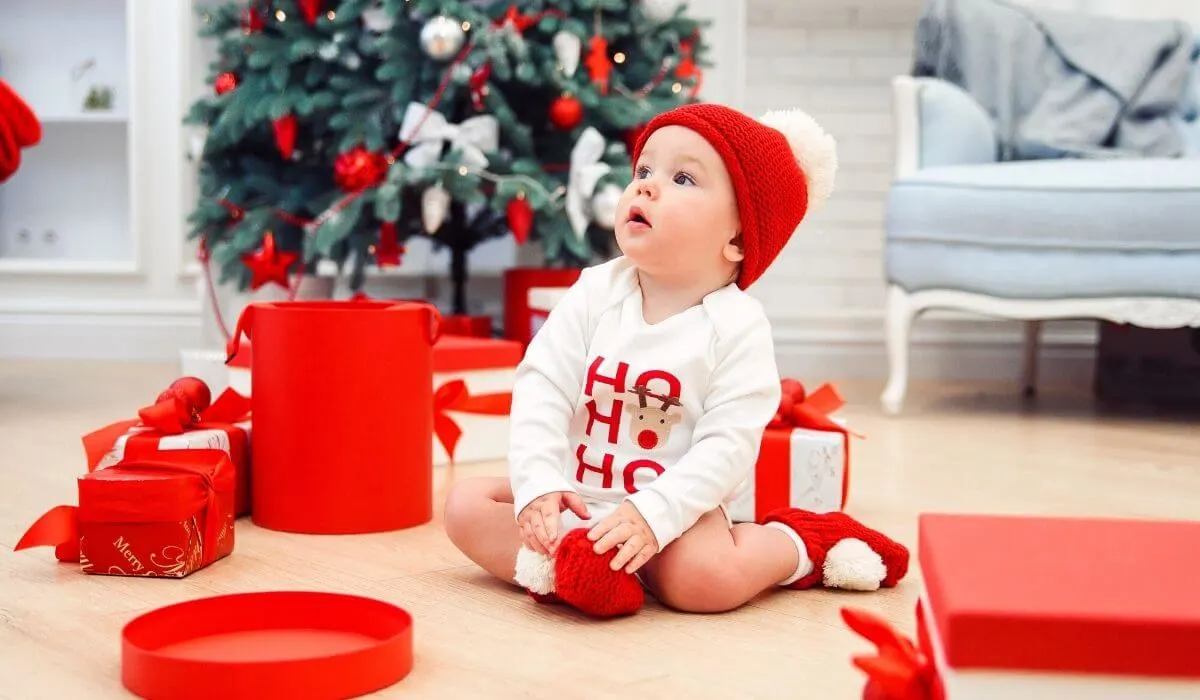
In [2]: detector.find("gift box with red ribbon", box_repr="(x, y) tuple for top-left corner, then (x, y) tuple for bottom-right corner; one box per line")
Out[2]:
(14, 449), (237, 578)
(728, 379), (852, 523)
(841, 513), (1200, 699)
(432, 335), (520, 465)
(86, 378), (253, 516)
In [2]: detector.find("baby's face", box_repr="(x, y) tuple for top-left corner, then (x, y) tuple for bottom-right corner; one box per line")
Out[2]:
(614, 125), (742, 284)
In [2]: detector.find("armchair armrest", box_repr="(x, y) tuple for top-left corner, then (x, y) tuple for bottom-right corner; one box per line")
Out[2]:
(892, 75), (999, 178)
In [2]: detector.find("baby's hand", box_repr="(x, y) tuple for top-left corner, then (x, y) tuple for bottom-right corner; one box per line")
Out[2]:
(587, 501), (659, 574)
(517, 491), (591, 556)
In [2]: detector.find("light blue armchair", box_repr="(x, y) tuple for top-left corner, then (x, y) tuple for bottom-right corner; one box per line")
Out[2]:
(880, 38), (1200, 415)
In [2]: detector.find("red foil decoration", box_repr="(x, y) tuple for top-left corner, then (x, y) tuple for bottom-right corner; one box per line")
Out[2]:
(334, 146), (389, 192)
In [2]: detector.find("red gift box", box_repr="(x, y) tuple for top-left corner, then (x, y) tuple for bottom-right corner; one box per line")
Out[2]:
(440, 314), (493, 338)
(503, 267), (580, 346)
(728, 380), (853, 522)
(85, 379), (252, 517)
(432, 335), (520, 465)
(15, 449), (237, 578)
(842, 514), (1200, 699)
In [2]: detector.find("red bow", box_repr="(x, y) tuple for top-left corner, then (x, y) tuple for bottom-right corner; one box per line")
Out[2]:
(841, 608), (944, 700)
(82, 381), (251, 472)
(768, 379), (860, 437)
(434, 379), (511, 464)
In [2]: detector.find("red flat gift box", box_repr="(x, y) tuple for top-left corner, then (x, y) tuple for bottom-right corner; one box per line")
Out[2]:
(842, 513), (1200, 699)
(16, 449), (236, 578)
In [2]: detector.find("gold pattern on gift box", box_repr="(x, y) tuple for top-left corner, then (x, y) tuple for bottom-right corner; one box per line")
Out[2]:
(149, 545), (188, 577)
(111, 534), (147, 573)
(79, 536), (93, 574)
(184, 517), (203, 573)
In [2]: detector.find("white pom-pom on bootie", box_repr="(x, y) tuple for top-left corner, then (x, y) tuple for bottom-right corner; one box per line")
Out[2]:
(514, 545), (556, 595)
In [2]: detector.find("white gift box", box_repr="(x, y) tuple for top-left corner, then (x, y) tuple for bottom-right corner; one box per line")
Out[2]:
(845, 514), (1200, 699)
(727, 421), (849, 523)
(528, 286), (568, 337)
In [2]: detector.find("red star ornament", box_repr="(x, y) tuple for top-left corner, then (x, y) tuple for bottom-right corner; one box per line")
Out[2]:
(493, 5), (537, 33)
(241, 232), (298, 290)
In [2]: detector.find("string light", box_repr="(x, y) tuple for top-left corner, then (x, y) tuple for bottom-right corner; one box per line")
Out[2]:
(326, 10), (336, 20)
(614, 52), (626, 64)
(462, 21), (471, 31)
(275, 9), (286, 21)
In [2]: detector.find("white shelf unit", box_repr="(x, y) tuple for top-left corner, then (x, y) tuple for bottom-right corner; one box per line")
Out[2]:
(0, 0), (135, 271)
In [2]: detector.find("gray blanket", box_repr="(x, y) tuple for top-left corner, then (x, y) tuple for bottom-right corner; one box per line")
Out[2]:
(912, 0), (1195, 160)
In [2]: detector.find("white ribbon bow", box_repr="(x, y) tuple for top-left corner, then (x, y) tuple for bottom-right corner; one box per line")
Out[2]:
(398, 102), (499, 170)
(566, 127), (612, 242)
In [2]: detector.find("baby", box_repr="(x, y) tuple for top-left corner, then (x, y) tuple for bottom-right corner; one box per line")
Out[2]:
(444, 103), (908, 617)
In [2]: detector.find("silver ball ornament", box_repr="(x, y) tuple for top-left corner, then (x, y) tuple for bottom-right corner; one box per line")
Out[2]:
(591, 184), (624, 229)
(642, 0), (686, 23)
(420, 15), (466, 61)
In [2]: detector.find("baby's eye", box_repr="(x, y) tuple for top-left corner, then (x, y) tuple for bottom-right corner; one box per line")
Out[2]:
(674, 171), (696, 186)
(635, 165), (651, 179)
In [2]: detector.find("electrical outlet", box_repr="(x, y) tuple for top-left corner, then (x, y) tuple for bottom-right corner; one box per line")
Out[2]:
(0, 226), (37, 258)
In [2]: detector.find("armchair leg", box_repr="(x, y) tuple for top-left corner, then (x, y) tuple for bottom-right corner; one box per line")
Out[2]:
(882, 285), (917, 416)
(1021, 320), (1043, 397)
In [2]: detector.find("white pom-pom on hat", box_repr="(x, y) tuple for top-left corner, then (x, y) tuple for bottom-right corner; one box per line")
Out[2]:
(759, 109), (838, 213)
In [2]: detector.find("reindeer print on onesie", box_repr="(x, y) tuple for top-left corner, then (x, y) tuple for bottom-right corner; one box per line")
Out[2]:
(507, 256), (783, 552)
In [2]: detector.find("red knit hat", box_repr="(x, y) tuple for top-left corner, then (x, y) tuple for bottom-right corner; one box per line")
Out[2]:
(631, 103), (837, 289)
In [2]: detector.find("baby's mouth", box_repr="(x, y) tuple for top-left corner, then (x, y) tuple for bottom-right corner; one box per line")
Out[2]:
(627, 207), (651, 228)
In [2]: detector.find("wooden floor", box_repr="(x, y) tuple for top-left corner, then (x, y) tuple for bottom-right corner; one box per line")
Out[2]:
(2, 360), (1198, 699)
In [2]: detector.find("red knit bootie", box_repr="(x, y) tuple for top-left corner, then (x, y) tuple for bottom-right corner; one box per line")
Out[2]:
(514, 529), (644, 618)
(763, 509), (909, 591)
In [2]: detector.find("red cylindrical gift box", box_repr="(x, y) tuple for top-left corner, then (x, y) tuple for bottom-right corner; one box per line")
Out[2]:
(503, 267), (581, 347)
(226, 300), (441, 534)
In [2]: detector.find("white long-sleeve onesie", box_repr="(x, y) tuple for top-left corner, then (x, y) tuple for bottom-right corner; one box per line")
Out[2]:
(507, 256), (782, 551)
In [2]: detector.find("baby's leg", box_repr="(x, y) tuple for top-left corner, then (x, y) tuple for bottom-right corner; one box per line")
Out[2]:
(638, 509), (802, 613)
(640, 508), (909, 613)
(443, 476), (522, 586)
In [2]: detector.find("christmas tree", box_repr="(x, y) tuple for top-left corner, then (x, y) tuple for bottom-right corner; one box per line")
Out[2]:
(187, 0), (708, 315)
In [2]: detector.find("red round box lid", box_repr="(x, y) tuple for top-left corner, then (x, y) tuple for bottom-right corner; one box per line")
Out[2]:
(121, 591), (413, 699)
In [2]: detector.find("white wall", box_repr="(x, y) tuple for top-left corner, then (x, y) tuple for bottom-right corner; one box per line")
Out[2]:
(742, 0), (1106, 385)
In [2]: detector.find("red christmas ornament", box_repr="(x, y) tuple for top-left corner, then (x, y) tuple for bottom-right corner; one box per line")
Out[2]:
(549, 94), (583, 130)
(493, 5), (537, 33)
(469, 63), (492, 111)
(298, 0), (322, 25)
(273, 114), (297, 159)
(506, 194), (533, 244)
(215, 72), (238, 95)
(373, 221), (405, 267)
(676, 36), (704, 98)
(585, 36), (613, 95)
(334, 147), (389, 192)
(241, 231), (298, 291)
(241, 6), (266, 33)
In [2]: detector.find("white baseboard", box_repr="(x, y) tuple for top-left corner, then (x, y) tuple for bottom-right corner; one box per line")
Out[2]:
(0, 299), (202, 361)
(772, 312), (1099, 383)
(0, 300), (1100, 384)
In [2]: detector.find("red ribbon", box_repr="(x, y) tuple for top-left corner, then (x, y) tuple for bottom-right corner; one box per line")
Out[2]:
(763, 379), (859, 512)
(433, 379), (511, 464)
(770, 380), (861, 436)
(81, 385), (251, 472)
(15, 450), (235, 567)
(841, 607), (944, 700)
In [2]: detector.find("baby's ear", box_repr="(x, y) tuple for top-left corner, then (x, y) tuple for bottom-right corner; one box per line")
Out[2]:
(723, 233), (745, 263)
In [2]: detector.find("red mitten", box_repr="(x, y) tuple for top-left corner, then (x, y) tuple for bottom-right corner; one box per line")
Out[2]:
(514, 529), (644, 618)
(0, 80), (43, 148)
(763, 509), (909, 591)
(0, 115), (17, 184)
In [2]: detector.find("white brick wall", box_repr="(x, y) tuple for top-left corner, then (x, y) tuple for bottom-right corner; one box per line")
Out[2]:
(742, 0), (1099, 386)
